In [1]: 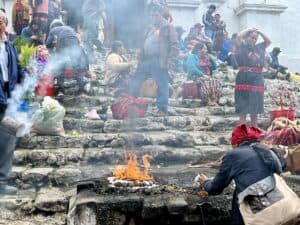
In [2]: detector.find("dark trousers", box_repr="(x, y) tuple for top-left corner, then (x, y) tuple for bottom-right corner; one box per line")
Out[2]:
(0, 123), (17, 184)
(130, 58), (169, 112)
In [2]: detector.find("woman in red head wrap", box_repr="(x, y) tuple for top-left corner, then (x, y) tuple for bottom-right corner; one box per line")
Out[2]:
(231, 123), (265, 147)
(196, 124), (287, 225)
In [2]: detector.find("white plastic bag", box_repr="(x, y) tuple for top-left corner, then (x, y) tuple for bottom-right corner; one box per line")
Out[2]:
(32, 97), (66, 136)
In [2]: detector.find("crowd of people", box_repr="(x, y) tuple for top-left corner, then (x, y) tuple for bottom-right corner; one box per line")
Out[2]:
(0, 1), (299, 225)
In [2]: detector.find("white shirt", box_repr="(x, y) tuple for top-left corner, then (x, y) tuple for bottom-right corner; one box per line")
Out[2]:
(0, 41), (8, 82)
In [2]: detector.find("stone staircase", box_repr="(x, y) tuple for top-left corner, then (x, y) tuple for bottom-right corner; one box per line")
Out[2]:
(1, 59), (300, 224)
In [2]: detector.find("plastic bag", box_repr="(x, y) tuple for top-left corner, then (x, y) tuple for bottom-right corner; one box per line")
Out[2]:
(32, 97), (65, 136)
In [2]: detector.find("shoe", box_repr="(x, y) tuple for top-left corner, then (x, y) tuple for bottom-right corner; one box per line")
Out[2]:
(0, 184), (17, 195)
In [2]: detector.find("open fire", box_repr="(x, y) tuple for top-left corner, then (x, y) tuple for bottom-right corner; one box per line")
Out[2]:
(108, 151), (157, 189)
(113, 151), (153, 181)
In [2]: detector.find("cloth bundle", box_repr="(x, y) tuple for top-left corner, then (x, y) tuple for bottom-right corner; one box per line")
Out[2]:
(264, 117), (300, 146)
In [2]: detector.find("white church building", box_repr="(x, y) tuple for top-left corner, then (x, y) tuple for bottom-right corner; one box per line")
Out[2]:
(1, 0), (299, 71)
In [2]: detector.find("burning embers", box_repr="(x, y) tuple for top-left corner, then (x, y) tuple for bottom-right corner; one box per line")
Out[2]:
(108, 151), (158, 189)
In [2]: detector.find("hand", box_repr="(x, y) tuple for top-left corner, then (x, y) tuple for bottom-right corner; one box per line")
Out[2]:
(198, 174), (209, 185)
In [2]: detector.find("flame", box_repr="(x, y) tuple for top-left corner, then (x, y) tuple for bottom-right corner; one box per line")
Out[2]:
(113, 151), (153, 181)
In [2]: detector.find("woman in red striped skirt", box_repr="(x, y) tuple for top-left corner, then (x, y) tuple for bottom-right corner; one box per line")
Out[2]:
(235, 28), (271, 127)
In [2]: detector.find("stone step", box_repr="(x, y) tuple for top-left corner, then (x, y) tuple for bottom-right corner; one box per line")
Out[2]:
(59, 95), (237, 109)
(12, 166), (82, 189)
(60, 95), (113, 108)
(14, 148), (84, 167)
(0, 187), (72, 223)
(62, 115), (241, 133)
(63, 117), (105, 133)
(13, 145), (229, 168)
(84, 145), (229, 165)
(65, 105), (236, 119)
(18, 131), (232, 150)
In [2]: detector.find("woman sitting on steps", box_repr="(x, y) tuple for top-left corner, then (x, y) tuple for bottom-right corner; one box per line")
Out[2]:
(104, 40), (133, 96)
(185, 43), (222, 106)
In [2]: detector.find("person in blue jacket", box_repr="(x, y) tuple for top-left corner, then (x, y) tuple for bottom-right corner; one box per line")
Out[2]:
(0, 11), (24, 195)
(218, 33), (238, 69)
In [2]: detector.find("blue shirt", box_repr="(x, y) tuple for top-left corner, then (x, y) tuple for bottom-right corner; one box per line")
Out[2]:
(218, 40), (232, 61)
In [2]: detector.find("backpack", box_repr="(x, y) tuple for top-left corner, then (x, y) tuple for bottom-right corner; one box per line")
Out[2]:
(111, 95), (148, 120)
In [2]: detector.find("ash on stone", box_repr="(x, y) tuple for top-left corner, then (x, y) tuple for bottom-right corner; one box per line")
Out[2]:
(107, 176), (159, 190)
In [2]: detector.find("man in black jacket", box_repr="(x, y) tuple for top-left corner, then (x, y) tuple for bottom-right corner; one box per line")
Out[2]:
(197, 124), (286, 225)
(0, 11), (23, 195)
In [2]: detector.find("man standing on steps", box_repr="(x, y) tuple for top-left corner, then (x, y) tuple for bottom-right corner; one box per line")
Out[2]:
(130, 7), (178, 116)
(202, 4), (216, 40)
(0, 11), (24, 195)
(82, 0), (106, 63)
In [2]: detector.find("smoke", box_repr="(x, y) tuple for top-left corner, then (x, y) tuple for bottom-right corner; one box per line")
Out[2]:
(5, 69), (38, 137)
(4, 37), (84, 137)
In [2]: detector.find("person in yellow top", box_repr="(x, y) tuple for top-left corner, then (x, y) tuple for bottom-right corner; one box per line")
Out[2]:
(12, 0), (30, 35)
(105, 40), (132, 96)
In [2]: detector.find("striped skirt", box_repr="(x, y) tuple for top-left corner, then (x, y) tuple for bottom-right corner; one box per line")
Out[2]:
(197, 77), (222, 104)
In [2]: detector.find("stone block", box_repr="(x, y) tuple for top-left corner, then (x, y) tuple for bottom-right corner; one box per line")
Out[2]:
(34, 188), (68, 212)
(167, 197), (188, 215)
(50, 167), (82, 186)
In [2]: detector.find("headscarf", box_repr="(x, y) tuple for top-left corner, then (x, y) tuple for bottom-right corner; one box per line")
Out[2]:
(231, 124), (265, 146)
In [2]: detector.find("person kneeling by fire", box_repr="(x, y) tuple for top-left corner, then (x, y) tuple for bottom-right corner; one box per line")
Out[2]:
(196, 124), (300, 225)
(185, 42), (222, 106)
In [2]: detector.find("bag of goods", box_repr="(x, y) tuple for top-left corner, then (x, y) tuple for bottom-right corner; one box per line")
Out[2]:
(140, 78), (157, 98)
(111, 95), (148, 120)
(35, 73), (55, 97)
(182, 81), (199, 99)
(285, 145), (300, 174)
(32, 97), (65, 135)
